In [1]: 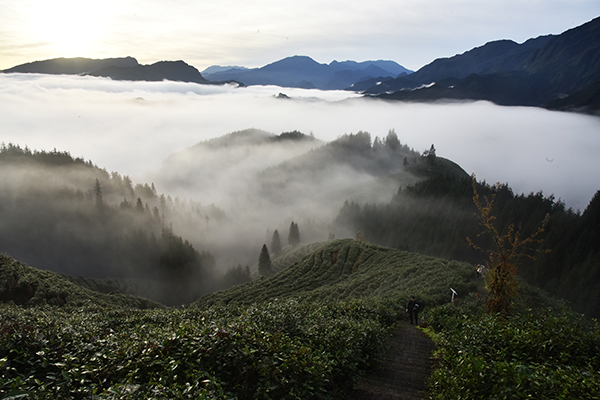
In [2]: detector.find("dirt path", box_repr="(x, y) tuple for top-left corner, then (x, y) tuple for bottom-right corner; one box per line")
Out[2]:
(343, 322), (437, 400)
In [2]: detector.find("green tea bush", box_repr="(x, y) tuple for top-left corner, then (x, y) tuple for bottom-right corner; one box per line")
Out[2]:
(1, 239), (477, 398)
(0, 298), (396, 399)
(427, 301), (600, 399)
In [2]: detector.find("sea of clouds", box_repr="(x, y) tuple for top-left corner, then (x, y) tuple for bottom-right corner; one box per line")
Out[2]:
(1, 73), (599, 211)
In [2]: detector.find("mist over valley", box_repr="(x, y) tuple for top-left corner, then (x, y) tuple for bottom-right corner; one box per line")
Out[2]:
(2, 7), (600, 398)
(1, 17), (600, 304)
(1, 73), (599, 212)
(1, 71), (599, 308)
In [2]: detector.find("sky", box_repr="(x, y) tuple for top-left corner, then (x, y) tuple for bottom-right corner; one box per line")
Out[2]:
(1, 73), (599, 212)
(1, 0), (599, 72)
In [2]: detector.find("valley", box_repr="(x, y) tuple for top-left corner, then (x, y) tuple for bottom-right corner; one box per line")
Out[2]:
(1, 12), (599, 399)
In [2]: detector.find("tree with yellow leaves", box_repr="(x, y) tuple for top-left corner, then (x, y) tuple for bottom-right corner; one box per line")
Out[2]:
(468, 175), (549, 315)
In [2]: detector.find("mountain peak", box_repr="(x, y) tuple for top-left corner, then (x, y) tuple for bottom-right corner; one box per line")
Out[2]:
(2, 56), (139, 74)
(262, 55), (324, 70)
(201, 56), (412, 90)
(85, 59), (208, 84)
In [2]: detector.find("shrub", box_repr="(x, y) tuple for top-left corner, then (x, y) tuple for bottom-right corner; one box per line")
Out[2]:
(426, 300), (600, 399)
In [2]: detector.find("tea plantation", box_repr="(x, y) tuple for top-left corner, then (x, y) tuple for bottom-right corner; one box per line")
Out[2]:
(1, 239), (599, 399)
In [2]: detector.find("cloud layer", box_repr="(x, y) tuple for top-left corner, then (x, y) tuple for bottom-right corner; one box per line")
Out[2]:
(1, 73), (599, 211)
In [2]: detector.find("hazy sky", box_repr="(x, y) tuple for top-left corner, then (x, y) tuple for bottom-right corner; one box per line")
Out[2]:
(1, 0), (598, 72)
(1, 73), (599, 211)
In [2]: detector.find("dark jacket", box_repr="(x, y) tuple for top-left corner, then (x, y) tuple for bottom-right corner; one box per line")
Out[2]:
(406, 298), (420, 311)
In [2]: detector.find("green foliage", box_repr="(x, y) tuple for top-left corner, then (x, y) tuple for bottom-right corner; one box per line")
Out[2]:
(158, 226), (214, 305)
(4, 236), (599, 398)
(0, 298), (396, 399)
(0, 238), (478, 398)
(194, 239), (475, 309)
(426, 298), (600, 399)
(258, 244), (273, 276)
(469, 176), (549, 314)
(271, 230), (282, 257)
(336, 174), (600, 318)
(0, 255), (163, 309)
(0, 144), (218, 305)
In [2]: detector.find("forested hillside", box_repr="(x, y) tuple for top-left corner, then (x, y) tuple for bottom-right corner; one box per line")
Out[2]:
(150, 128), (430, 274)
(0, 254), (162, 309)
(1, 129), (598, 316)
(334, 173), (600, 318)
(0, 144), (217, 305)
(0, 131), (433, 305)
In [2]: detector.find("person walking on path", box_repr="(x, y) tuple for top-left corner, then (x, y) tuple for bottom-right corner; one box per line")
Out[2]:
(406, 296), (421, 325)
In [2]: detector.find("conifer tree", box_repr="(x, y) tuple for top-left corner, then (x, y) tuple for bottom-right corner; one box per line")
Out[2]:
(271, 229), (282, 257)
(372, 136), (384, 152)
(288, 222), (300, 247)
(135, 198), (145, 213)
(120, 198), (131, 210)
(258, 244), (273, 276)
(385, 129), (400, 150)
(424, 144), (436, 165)
(94, 178), (103, 208)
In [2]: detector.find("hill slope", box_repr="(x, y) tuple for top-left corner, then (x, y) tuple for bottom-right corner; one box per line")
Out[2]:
(367, 16), (600, 113)
(85, 60), (209, 84)
(2, 57), (231, 85)
(1, 56), (139, 74)
(406, 36), (553, 85)
(193, 238), (476, 309)
(0, 254), (163, 309)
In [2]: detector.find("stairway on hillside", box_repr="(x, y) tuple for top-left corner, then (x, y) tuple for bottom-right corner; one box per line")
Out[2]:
(344, 322), (437, 400)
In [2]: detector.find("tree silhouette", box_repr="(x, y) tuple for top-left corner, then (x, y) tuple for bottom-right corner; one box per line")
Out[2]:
(271, 229), (282, 257)
(258, 244), (273, 276)
(158, 225), (211, 304)
(288, 222), (300, 247)
(384, 129), (400, 151)
(94, 178), (103, 209)
(372, 136), (384, 152)
(423, 144), (436, 165)
(135, 198), (145, 213)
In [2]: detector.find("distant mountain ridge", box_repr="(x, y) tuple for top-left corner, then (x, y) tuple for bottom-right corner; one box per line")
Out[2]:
(2, 55), (409, 90)
(366, 16), (600, 114)
(405, 36), (555, 84)
(2, 16), (598, 113)
(3, 57), (233, 86)
(201, 56), (412, 90)
(2, 56), (139, 75)
(86, 60), (209, 84)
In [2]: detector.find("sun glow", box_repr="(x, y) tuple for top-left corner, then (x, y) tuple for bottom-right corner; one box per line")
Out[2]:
(27, 0), (112, 56)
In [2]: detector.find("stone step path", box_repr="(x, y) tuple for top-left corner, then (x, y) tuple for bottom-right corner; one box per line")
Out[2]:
(343, 322), (437, 400)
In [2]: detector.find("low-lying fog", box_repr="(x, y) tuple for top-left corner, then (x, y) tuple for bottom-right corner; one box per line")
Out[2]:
(1, 73), (599, 211)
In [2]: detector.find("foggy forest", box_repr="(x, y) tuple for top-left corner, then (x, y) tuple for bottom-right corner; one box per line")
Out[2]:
(1, 125), (599, 318)
(2, 4), (600, 399)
